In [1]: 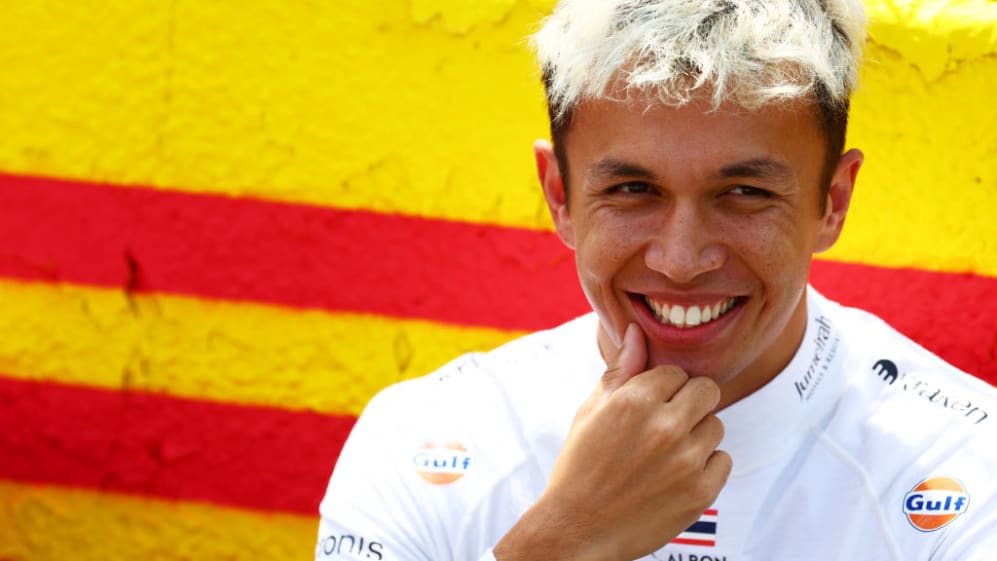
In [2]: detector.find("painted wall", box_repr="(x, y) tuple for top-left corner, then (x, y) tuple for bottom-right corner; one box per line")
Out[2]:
(0, 0), (994, 559)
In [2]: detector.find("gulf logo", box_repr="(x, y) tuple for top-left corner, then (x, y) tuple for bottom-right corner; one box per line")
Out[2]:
(903, 476), (970, 532)
(412, 442), (472, 485)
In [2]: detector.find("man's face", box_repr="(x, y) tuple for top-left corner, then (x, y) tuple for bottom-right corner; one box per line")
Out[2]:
(537, 97), (861, 405)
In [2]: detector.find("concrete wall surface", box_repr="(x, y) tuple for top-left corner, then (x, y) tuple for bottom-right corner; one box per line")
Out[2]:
(0, 0), (994, 559)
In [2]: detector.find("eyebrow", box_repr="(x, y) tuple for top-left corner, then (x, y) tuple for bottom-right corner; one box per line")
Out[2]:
(586, 158), (657, 182)
(716, 157), (793, 181)
(586, 156), (795, 184)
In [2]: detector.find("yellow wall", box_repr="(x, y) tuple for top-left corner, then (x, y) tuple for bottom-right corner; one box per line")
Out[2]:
(1, 1), (994, 559)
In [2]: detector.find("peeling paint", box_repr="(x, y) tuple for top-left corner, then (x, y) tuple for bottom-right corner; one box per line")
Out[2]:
(409, 0), (521, 34)
(866, 0), (997, 80)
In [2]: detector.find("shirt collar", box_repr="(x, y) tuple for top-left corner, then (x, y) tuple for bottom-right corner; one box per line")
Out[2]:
(716, 287), (846, 474)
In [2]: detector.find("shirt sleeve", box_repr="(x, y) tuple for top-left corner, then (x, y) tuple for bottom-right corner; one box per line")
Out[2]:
(314, 375), (504, 561)
(928, 445), (997, 561)
(315, 519), (499, 561)
(933, 495), (997, 561)
(314, 386), (434, 561)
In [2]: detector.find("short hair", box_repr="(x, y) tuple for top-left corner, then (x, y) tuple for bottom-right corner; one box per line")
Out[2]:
(532, 0), (867, 209)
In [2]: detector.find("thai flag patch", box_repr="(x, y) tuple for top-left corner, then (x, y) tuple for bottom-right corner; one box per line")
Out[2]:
(670, 509), (718, 547)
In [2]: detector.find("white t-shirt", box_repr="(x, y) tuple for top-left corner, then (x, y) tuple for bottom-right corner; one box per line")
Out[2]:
(316, 288), (997, 561)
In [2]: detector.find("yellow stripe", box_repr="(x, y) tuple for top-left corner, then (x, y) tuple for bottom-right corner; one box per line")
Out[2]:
(0, 480), (316, 561)
(831, 36), (997, 276)
(0, 0), (553, 229)
(0, 279), (521, 416)
(865, 0), (997, 81)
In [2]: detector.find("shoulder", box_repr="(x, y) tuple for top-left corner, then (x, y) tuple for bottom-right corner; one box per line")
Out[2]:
(329, 312), (601, 493)
(317, 314), (601, 555)
(823, 295), (996, 431)
(365, 312), (601, 429)
(816, 295), (997, 556)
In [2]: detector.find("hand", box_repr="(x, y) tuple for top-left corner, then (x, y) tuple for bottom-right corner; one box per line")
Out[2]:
(494, 323), (732, 561)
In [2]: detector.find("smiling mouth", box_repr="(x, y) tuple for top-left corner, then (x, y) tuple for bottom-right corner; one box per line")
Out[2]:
(641, 295), (742, 329)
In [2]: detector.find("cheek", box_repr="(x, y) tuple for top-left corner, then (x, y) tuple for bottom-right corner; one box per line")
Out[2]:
(574, 214), (647, 281)
(572, 216), (647, 321)
(727, 214), (815, 292)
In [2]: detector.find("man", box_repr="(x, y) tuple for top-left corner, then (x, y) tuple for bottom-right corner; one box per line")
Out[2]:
(316, 1), (997, 559)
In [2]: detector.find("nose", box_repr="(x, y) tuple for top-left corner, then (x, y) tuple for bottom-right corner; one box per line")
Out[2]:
(643, 201), (726, 284)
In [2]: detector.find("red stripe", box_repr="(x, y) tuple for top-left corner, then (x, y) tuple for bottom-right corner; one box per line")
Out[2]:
(0, 376), (354, 515)
(0, 173), (582, 332)
(670, 538), (716, 547)
(703, 509), (718, 516)
(0, 173), (994, 382)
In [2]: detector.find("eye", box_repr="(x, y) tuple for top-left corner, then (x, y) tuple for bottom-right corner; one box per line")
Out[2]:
(727, 185), (772, 198)
(611, 181), (653, 195)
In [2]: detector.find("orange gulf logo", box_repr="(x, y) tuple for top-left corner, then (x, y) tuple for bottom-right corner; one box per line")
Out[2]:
(413, 442), (472, 485)
(903, 476), (970, 532)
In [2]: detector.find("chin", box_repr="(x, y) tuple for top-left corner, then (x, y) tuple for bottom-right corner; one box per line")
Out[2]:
(647, 350), (731, 381)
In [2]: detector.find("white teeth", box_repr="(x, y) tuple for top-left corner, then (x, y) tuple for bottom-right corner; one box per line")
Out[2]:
(685, 306), (702, 327)
(669, 306), (685, 327)
(643, 297), (738, 329)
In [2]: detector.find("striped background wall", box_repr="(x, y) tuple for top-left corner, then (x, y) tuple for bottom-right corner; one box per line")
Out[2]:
(1, 1), (994, 559)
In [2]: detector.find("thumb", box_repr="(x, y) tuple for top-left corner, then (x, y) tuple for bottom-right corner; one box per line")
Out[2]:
(601, 323), (647, 393)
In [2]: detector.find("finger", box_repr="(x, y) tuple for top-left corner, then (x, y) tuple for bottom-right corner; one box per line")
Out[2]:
(689, 414), (725, 455)
(668, 375), (722, 426)
(601, 323), (647, 393)
(703, 449), (733, 489)
(618, 363), (688, 403)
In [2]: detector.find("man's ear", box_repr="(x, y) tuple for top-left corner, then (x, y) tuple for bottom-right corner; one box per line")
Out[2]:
(815, 148), (863, 253)
(534, 139), (575, 249)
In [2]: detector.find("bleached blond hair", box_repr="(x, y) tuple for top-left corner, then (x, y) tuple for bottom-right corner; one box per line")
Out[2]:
(533, 0), (866, 123)
(533, 0), (865, 202)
